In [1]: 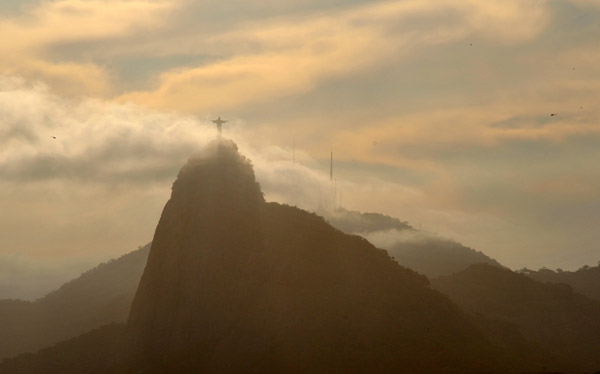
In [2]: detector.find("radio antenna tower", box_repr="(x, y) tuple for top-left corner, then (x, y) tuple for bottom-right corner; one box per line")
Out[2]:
(330, 149), (333, 181)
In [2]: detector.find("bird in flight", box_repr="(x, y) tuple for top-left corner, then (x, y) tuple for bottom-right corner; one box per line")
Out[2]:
(550, 113), (557, 117)
(51, 136), (56, 139)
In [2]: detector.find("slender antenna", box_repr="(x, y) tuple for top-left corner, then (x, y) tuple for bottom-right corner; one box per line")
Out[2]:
(333, 178), (337, 211)
(330, 149), (333, 181)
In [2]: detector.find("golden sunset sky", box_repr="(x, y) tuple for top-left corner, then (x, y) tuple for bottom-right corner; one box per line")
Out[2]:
(1, 0), (599, 298)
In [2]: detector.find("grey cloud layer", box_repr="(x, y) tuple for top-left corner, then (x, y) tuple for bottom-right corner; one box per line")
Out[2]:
(0, 77), (345, 299)
(1, 0), (600, 299)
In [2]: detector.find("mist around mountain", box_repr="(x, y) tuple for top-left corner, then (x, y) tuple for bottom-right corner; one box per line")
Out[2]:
(323, 208), (503, 278)
(322, 207), (413, 233)
(0, 206), (503, 362)
(432, 263), (600, 372)
(520, 264), (600, 302)
(123, 139), (515, 373)
(4, 140), (600, 373)
(0, 244), (149, 360)
(2, 139), (520, 373)
(0, 168), (506, 364)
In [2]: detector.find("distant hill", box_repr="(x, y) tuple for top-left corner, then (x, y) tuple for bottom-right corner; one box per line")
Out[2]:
(5, 141), (599, 373)
(323, 208), (503, 278)
(521, 264), (600, 301)
(432, 263), (600, 372)
(322, 207), (413, 233)
(0, 189), (505, 363)
(0, 244), (149, 360)
(1, 140), (520, 373)
(124, 140), (514, 373)
(0, 324), (124, 374)
(384, 234), (504, 278)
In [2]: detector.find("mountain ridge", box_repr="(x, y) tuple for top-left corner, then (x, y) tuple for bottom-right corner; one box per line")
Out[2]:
(432, 263), (600, 372)
(521, 265), (600, 301)
(323, 208), (504, 277)
(2, 140), (598, 372)
(123, 139), (512, 372)
(0, 244), (149, 360)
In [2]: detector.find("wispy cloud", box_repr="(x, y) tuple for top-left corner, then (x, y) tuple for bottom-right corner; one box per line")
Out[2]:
(0, 0), (174, 95)
(1, 0), (600, 298)
(118, 0), (550, 111)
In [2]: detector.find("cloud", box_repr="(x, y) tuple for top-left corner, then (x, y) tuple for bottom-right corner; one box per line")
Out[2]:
(360, 229), (428, 250)
(118, 0), (550, 112)
(2, 0), (600, 297)
(0, 75), (375, 298)
(1, 70), (600, 299)
(570, 0), (600, 7)
(0, 76), (212, 299)
(0, 75), (354, 246)
(0, 75), (337, 209)
(118, 23), (388, 111)
(0, 76), (212, 184)
(1, 0), (173, 50)
(0, 0), (175, 96)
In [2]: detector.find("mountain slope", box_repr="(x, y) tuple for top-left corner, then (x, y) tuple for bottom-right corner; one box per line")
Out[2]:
(324, 208), (503, 278)
(323, 207), (413, 233)
(432, 263), (600, 372)
(5, 140), (577, 373)
(1, 180), (506, 362)
(124, 139), (514, 373)
(0, 324), (125, 374)
(521, 265), (600, 301)
(0, 244), (149, 360)
(385, 234), (504, 278)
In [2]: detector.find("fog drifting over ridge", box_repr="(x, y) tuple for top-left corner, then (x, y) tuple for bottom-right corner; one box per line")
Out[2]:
(0, 76), (340, 299)
(0, 74), (598, 300)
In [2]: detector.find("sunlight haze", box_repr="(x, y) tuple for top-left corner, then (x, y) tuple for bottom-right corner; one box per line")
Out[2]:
(1, 0), (599, 299)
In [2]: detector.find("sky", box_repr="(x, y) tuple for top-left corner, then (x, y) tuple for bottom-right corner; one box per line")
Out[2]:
(1, 0), (600, 299)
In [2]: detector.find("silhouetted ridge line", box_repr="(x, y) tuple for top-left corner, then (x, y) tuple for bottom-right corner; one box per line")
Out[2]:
(0, 243), (150, 361)
(123, 139), (511, 372)
(323, 207), (413, 233)
(521, 264), (600, 301)
(322, 208), (504, 277)
(2, 140), (522, 373)
(432, 263), (600, 372)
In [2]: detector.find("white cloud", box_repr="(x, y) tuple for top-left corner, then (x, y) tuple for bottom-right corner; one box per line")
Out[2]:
(1, 0), (600, 298)
(117, 0), (550, 111)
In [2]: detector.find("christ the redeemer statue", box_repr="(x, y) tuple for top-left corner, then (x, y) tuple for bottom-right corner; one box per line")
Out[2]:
(212, 116), (228, 136)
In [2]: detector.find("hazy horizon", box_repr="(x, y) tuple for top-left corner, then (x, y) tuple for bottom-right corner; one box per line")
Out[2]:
(1, 0), (600, 300)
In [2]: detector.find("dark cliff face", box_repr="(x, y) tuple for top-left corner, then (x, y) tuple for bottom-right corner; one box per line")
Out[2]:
(321, 208), (504, 278)
(522, 265), (600, 302)
(127, 140), (267, 359)
(432, 263), (600, 372)
(3, 142), (599, 373)
(0, 244), (150, 361)
(125, 140), (510, 373)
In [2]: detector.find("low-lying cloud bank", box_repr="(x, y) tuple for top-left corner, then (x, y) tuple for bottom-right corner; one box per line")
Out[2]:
(0, 75), (387, 299)
(1, 73), (599, 299)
